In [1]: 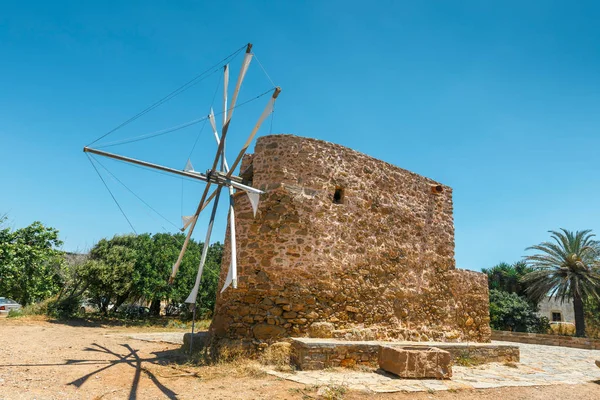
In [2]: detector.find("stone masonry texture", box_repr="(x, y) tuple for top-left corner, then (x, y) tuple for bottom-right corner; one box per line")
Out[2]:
(289, 338), (519, 371)
(209, 134), (491, 347)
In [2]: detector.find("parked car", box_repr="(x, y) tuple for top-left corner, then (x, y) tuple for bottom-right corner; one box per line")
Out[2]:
(117, 304), (150, 318)
(79, 299), (100, 314)
(164, 302), (185, 317)
(0, 297), (22, 317)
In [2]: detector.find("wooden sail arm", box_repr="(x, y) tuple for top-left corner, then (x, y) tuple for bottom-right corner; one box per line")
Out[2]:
(226, 87), (281, 177)
(83, 147), (248, 187)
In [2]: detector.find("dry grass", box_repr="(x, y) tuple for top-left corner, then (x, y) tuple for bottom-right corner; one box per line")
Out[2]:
(185, 342), (267, 381)
(186, 341), (296, 381)
(317, 384), (348, 400)
(191, 358), (266, 381)
(259, 342), (293, 371)
(188, 319), (211, 330)
(210, 359), (266, 379)
(454, 351), (475, 367)
(288, 384), (348, 400)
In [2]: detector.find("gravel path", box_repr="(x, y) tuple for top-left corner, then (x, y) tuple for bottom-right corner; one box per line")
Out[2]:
(2, 319), (600, 399)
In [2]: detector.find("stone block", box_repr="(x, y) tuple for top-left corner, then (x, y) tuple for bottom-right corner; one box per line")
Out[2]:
(252, 323), (286, 340)
(345, 305), (359, 313)
(182, 332), (209, 354)
(308, 322), (334, 338)
(378, 346), (452, 379)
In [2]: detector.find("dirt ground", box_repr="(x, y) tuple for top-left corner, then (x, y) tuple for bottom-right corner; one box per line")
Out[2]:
(1, 318), (599, 399)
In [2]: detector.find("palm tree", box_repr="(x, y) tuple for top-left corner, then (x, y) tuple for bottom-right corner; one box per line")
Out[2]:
(522, 229), (600, 337)
(482, 261), (533, 297)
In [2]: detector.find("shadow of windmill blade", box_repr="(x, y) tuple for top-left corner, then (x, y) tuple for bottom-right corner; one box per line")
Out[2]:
(82, 343), (127, 357)
(69, 343), (137, 388)
(63, 358), (112, 365)
(67, 362), (119, 388)
(95, 342), (135, 359)
(122, 343), (143, 400)
(82, 346), (107, 353)
(142, 367), (179, 399)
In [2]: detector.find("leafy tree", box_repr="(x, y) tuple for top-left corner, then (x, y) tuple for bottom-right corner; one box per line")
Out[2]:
(522, 229), (600, 337)
(489, 289), (550, 333)
(55, 259), (99, 304)
(80, 233), (223, 317)
(482, 261), (533, 298)
(0, 219), (65, 305)
(144, 235), (223, 318)
(87, 234), (139, 313)
(134, 233), (172, 315)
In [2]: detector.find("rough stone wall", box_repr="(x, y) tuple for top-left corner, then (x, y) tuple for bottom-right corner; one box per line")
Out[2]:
(210, 134), (491, 345)
(491, 331), (600, 350)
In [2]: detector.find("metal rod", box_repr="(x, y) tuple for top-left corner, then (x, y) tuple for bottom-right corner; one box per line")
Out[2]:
(227, 87), (281, 177)
(170, 177), (217, 281)
(189, 303), (196, 355)
(84, 147), (209, 183)
(84, 146), (254, 192)
(210, 43), (253, 177)
(211, 108), (238, 293)
(185, 186), (222, 304)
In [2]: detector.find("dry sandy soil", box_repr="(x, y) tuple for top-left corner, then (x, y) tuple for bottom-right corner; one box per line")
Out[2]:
(0, 317), (598, 399)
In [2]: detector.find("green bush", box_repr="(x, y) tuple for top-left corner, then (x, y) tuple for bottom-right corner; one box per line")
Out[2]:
(7, 309), (23, 317)
(489, 289), (550, 333)
(0, 219), (65, 306)
(7, 297), (56, 318)
(47, 296), (82, 319)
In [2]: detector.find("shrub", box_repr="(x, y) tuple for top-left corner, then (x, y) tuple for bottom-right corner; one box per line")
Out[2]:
(489, 289), (550, 333)
(7, 297), (56, 318)
(7, 309), (23, 317)
(549, 322), (576, 336)
(47, 296), (82, 319)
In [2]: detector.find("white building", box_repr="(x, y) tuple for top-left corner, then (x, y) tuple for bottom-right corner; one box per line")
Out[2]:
(537, 296), (575, 324)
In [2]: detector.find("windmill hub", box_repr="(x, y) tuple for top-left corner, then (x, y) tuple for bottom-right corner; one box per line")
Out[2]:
(206, 170), (244, 186)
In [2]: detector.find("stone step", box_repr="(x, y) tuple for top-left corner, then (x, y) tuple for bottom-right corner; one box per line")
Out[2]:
(290, 337), (519, 370)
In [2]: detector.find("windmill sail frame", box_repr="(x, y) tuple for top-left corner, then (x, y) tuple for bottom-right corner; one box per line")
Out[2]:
(83, 42), (280, 307)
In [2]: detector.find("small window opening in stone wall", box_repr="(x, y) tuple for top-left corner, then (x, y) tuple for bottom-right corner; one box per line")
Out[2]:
(333, 187), (345, 204)
(241, 164), (254, 186)
(431, 185), (444, 194)
(552, 312), (562, 322)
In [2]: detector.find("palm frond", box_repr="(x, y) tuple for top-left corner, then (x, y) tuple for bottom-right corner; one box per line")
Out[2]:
(523, 228), (600, 304)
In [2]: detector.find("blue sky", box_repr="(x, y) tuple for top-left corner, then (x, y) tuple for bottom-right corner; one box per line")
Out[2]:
(1, 1), (599, 271)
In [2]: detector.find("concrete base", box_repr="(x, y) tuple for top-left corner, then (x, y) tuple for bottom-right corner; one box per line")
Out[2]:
(290, 338), (520, 370)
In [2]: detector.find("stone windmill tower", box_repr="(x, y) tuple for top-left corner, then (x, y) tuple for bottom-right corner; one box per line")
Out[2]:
(210, 135), (491, 348)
